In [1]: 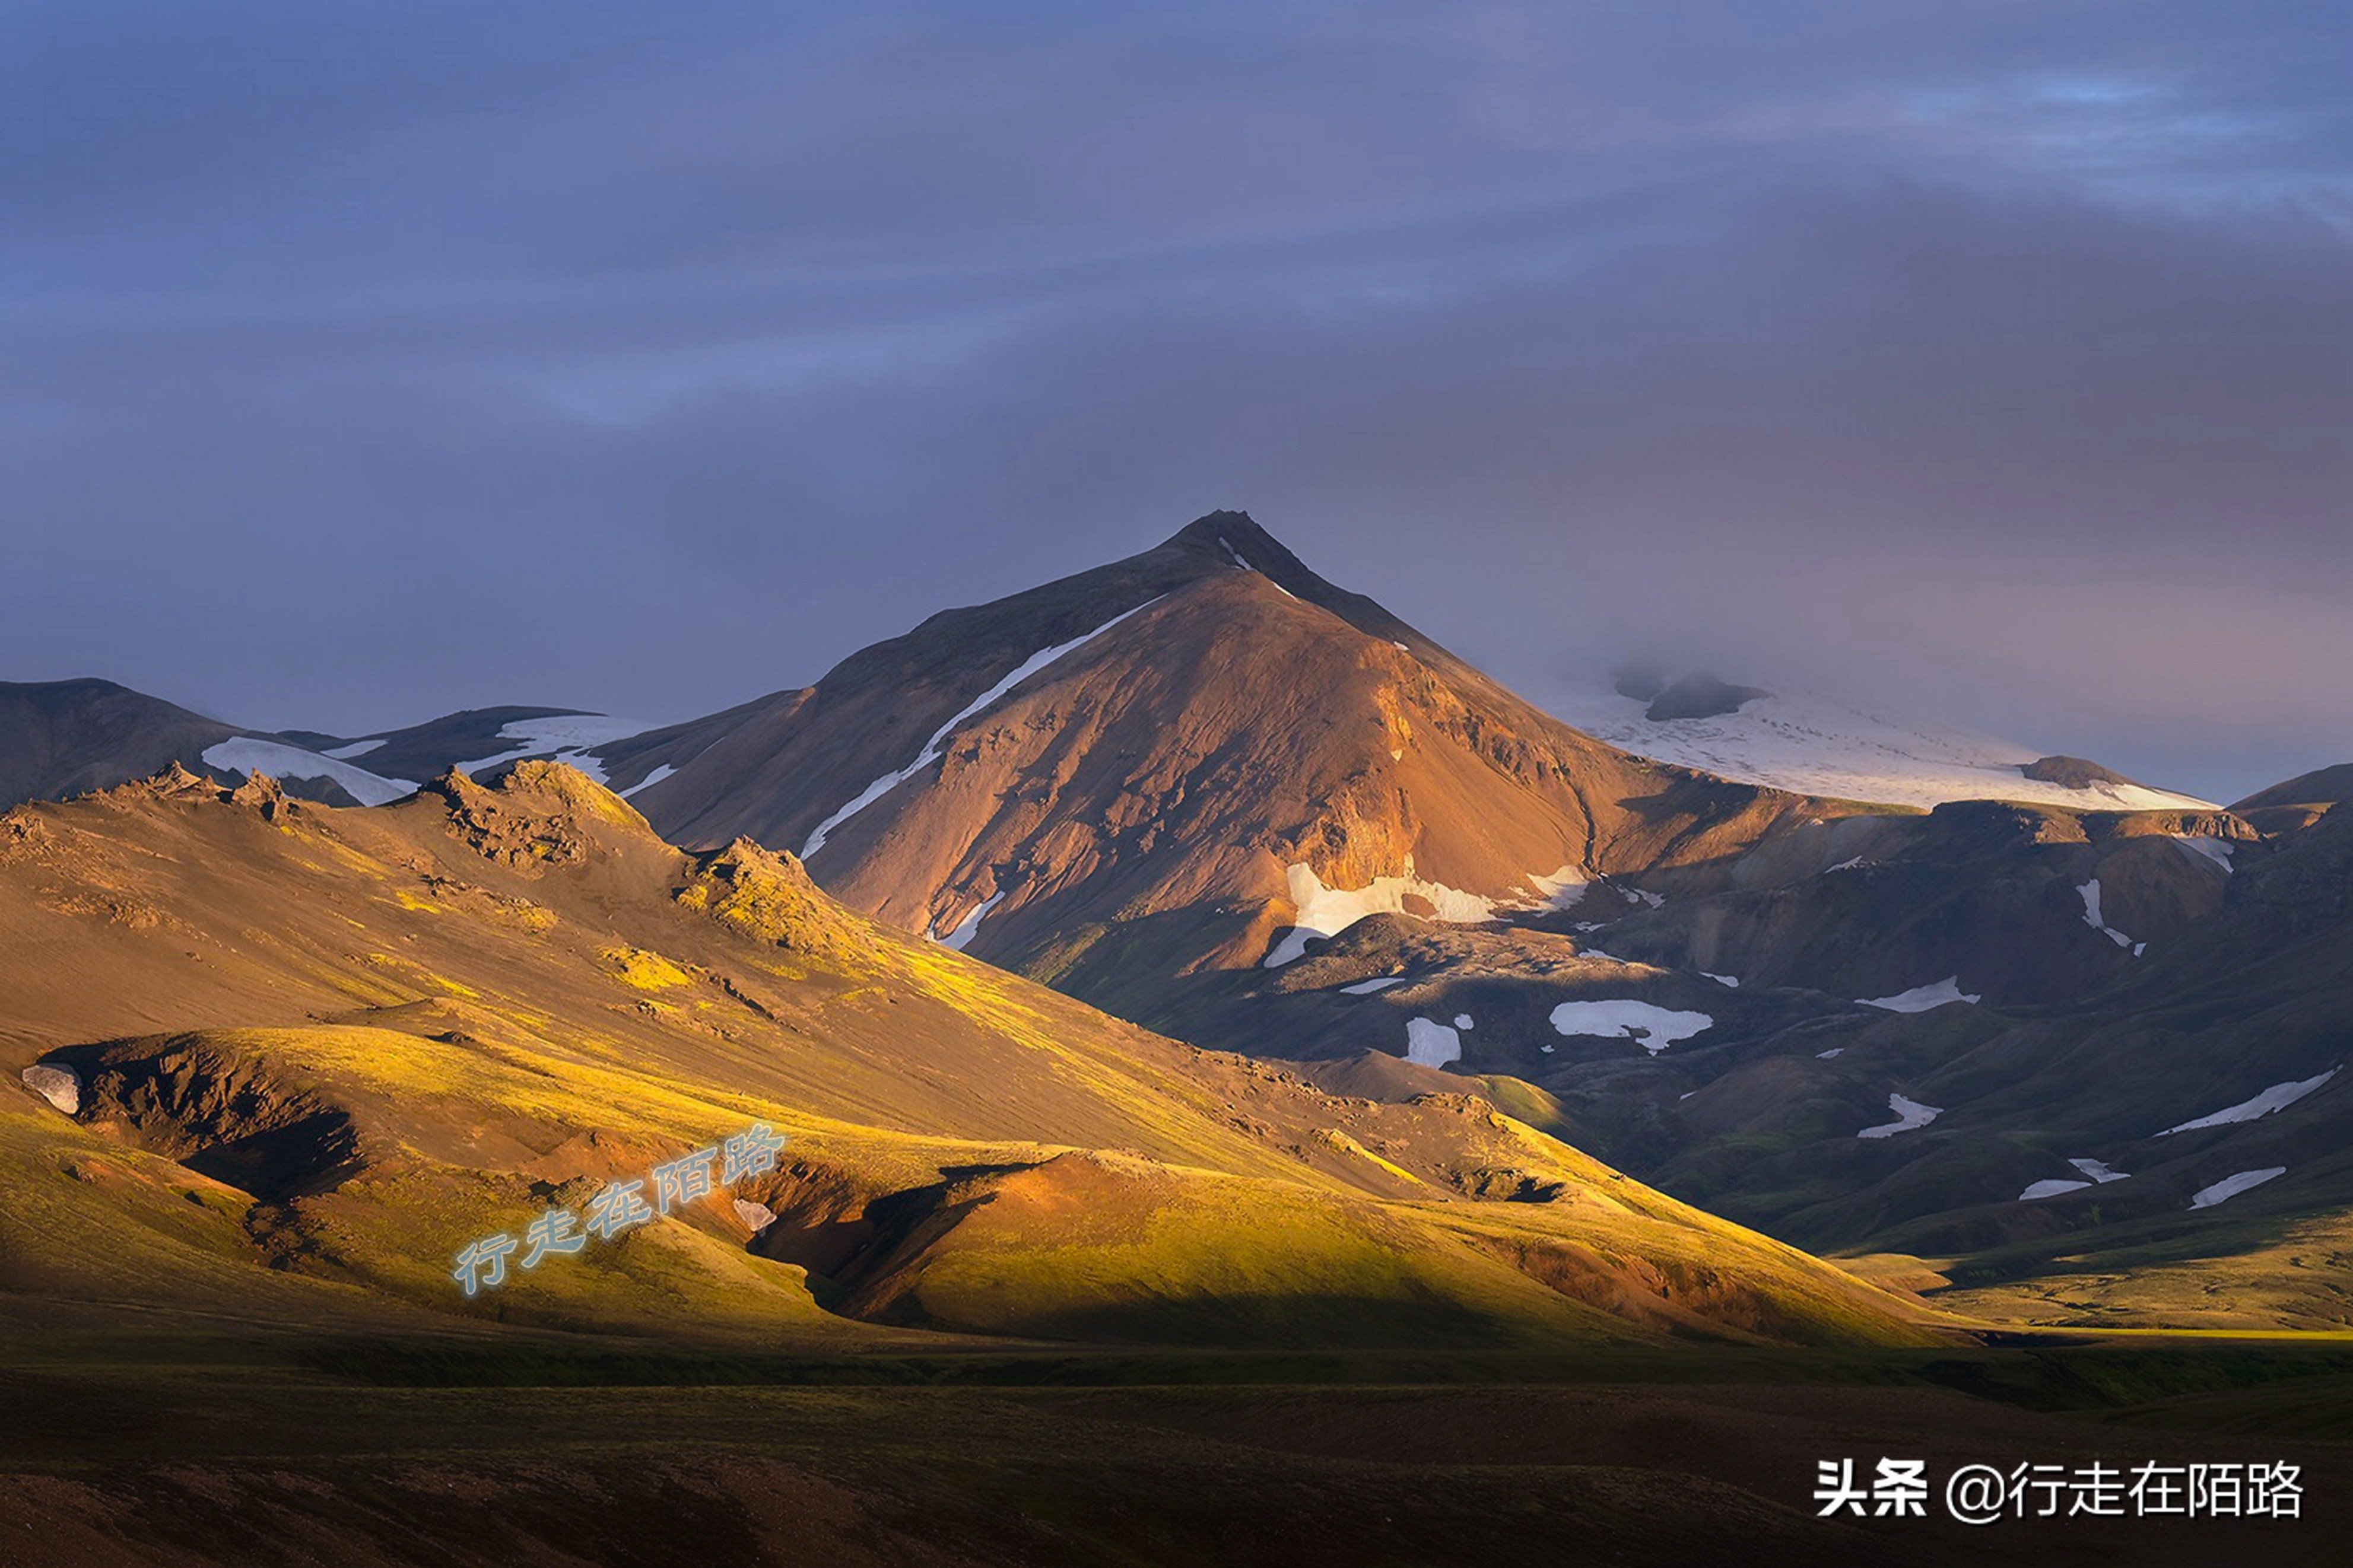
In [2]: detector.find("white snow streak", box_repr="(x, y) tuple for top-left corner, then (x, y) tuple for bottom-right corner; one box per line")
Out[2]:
(802, 599), (1159, 859)
(2173, 836), (2237, 874)
(1857, 1093), (1942, 1138)
(2019, 1178), (2092, 1201)
(1856, 977), (1980, 1012)
(928, 890), (1005, 953)
(1339, 977), (1409, 995)
(2189, 1168), (2287, 1210)
(2158, 1068), (2338, 1136)
(1703, 972), (1741, 988)
(2076, 878), (2138, 952)
(2069, 1157), (2131, 1184)
(323, 739), (386, 760)
(1221, 536), (1298, 599)
(620, 764), (677, 799)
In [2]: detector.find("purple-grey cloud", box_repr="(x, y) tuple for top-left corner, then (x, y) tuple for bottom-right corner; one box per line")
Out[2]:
(2, 2), (2348, 800)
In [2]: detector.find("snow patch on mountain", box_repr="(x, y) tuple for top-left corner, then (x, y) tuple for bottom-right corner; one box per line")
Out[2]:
(1264, 861), (1501, 966)
(1703, 972), (1740, 988)
(620, 764), (677, 799)
(2158, 1068), (2338, 1136)
(201, 739), (418, 807)
(1857, 977), (1980, 1012)
(2019, 1178), (2091, 1200)
(928, 890), (1006, 953)
(2190, 1168), (2286, 1210)
(1219, 535), (1297, 599)
(1550, 681), (2214, 812)
(1403, 1016), (1462, 1069)
(1339, 976), (1408, 995)
(2069, 1158), (2130, 1184)
(2173, 836), (2236, 874)
(1524, 865), (1590, 912)
(1857, 1093), (1942, 1138)
(458, 714), (652, 783)
(804, 599), (1160, 859)
(323, 739), (386, 760)
(1548, 1000), (1713, 1055)
(2075, 879), (2138, 952)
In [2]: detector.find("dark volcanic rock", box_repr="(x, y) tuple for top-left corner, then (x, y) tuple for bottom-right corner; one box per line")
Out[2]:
(1644, 674), (1770, 722)
(2020, 755), (2138, 790)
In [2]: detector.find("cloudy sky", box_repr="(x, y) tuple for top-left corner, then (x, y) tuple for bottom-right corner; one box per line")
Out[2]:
(7, 2), (2348, 800)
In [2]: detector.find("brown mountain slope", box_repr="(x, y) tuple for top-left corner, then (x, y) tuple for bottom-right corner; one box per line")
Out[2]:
(0, 678), (240, 810)
(0, 764), (1929, 1350)
(2231, 761), (2353, 836)
(624, 512), (1843, 1011)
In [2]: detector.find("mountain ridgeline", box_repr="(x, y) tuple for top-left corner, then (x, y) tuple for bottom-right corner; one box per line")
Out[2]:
(12, 509), (2353, 1334)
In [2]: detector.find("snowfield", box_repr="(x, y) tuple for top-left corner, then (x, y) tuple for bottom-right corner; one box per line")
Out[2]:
(1548, 1000), (1713, 1055)
(1856, 977), (1980, 1012)
(1549, 680), (2214, 812)
(1339, 976), (1408, 995)
(200, 739), (418, 807)
(2158, 1068), (2338, 1136)
(1857, 1093), (1942, 1139)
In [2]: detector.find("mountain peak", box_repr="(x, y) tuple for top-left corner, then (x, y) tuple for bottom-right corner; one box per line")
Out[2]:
(1155, 510), (1328, 600)
(1163, 508), (1280, 560)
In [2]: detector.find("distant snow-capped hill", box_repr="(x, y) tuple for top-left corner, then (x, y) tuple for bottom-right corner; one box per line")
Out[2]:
(1550, 676), (2214, 812)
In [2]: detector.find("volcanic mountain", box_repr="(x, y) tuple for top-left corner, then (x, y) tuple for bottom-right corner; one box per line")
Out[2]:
(614, 513), (1833, 1013)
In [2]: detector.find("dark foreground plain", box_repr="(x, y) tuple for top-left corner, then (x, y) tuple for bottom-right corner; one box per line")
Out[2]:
(3, 1302), (2348, 1568)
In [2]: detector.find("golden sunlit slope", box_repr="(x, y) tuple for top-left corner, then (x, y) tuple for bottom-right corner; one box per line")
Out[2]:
(0, 764), (1931, 1350)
